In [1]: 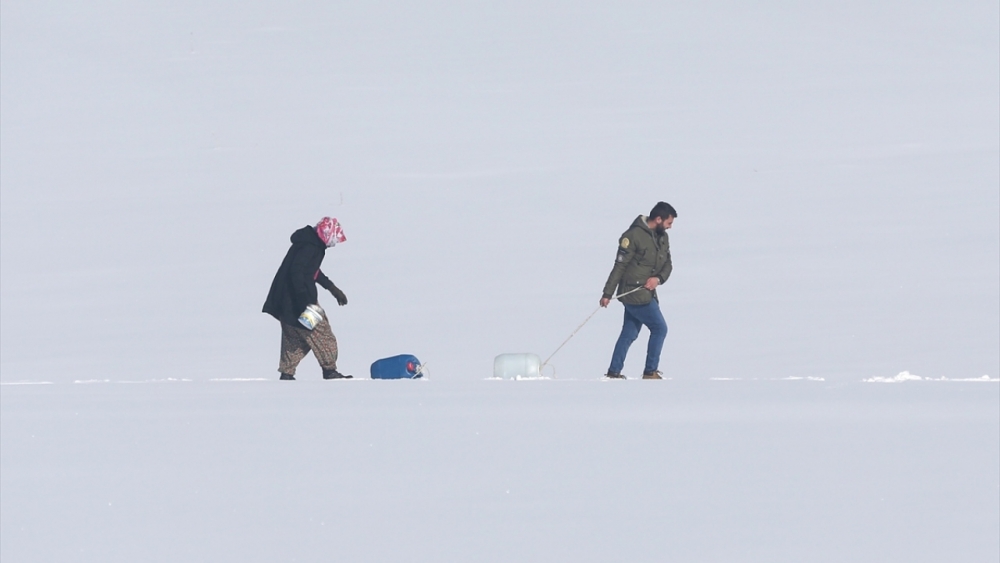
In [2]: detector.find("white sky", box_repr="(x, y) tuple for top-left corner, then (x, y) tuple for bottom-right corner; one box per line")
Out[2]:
(2, 1), (997, 381)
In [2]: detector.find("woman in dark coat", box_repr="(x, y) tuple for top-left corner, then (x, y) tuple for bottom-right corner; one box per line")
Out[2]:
(263, 217), (351, 380)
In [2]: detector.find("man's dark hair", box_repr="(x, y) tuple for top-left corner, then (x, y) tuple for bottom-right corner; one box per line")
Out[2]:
(650, 201), (677, 220)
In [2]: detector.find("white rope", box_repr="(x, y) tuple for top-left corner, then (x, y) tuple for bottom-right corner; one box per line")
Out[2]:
(539, 286), (648, 374)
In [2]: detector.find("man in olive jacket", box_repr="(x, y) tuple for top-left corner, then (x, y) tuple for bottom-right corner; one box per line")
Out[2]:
(599, 202), (676, 379)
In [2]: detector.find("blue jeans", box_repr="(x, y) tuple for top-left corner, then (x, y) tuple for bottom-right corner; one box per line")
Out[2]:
(608, 300), (668, 374)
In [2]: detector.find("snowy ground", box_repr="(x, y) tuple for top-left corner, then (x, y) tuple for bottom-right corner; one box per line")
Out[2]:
(2, 379), (998, 563)
(2, 1), (999, 561)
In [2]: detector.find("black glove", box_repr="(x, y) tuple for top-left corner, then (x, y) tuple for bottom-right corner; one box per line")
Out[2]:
(328, 285), (348, 306)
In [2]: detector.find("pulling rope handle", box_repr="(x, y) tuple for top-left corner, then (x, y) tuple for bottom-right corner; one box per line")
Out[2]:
(539, 285), (648, 374)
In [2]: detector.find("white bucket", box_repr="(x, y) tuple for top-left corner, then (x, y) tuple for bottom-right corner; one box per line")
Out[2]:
(493, 353), (543, 379)
(298, 304), (325, 330)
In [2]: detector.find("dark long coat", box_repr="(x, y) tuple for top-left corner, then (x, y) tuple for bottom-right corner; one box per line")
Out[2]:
(262, 226), (335, 326)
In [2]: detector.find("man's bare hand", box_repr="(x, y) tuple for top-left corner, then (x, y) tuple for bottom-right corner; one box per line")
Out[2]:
(644, 277), (659, 291)
(600, 297), (611, 308)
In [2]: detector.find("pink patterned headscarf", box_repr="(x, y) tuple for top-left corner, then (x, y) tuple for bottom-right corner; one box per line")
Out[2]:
(316, 217), (346, 247)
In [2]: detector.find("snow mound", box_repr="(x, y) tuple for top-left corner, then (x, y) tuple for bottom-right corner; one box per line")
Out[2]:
(864, 371), (925, 383)
(864, 371), (999, 383)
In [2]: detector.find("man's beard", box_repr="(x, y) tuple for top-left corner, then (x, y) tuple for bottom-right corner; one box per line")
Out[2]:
(655, 225), (666, 234)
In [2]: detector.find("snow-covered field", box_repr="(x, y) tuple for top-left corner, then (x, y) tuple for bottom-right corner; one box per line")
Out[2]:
(2, 0), (998, 561)
(2, 379), (998, 562)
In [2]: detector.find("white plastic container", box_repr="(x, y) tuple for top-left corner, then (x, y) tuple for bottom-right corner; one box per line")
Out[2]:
(493, 353), (542, 379)
(298, 304), (325, 330)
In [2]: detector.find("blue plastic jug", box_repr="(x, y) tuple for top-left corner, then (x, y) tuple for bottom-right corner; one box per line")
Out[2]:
(370, 355), (424, 379)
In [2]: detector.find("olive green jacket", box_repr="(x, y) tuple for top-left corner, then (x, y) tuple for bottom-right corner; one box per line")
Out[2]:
(602, 215), (672, 305)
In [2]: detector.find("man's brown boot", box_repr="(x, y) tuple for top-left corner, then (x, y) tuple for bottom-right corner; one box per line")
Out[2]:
(642, 371), (663, 379)
(605, 372), (626, 379)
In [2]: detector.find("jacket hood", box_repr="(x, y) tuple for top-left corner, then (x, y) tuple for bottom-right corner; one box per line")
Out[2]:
(631, 215), (653, 233)
(290, 226), (325, 247)
(631, 214), (668, 241)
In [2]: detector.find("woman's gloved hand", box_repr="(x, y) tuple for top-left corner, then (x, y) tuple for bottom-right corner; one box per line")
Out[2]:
(328, 285), (348, 306)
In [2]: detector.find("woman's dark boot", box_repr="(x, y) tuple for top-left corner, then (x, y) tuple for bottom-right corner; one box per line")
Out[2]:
(323, 369), (353, 380)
